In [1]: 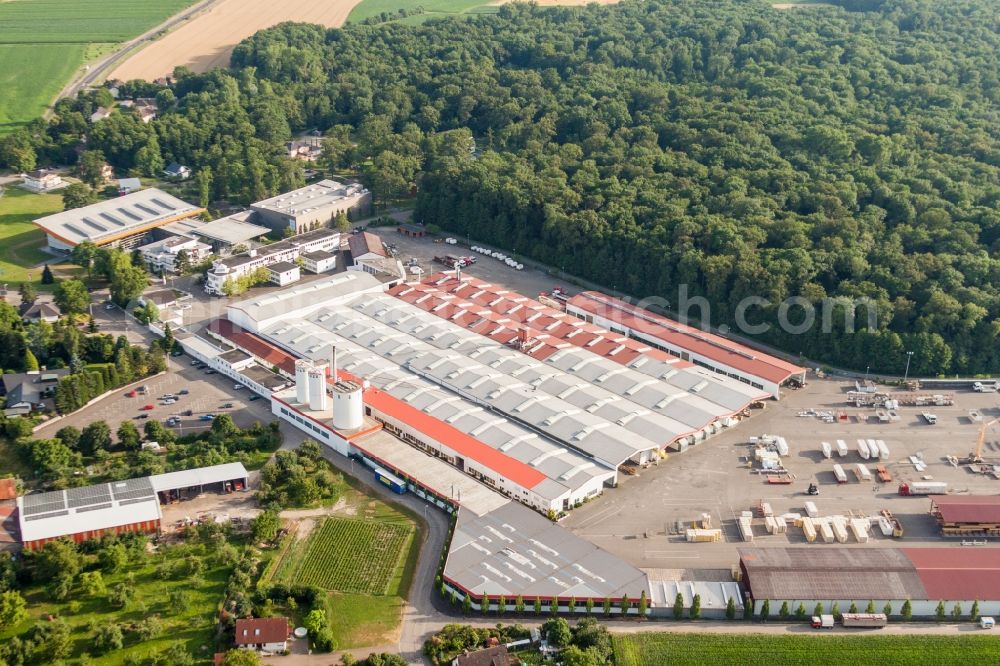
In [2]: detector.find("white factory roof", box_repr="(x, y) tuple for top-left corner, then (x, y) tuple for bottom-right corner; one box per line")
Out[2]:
(267, 318), (612, 500)
(647, 577), (744, 612)
(149, 462), (248, 493)
(17, 477), (161, 543)
(251, 179), (366, 217)
(33, 188), (201, 246)
(262, 292), (659, 467)
(446, 501), (649, 600)
(227, 271), (384, 331)
(193, 212), (271, 245)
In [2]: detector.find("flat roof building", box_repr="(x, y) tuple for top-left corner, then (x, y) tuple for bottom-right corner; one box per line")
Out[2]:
(34, 188), (203, 251)
(251, 179), (371, 234)
(566, 291), (806, 399)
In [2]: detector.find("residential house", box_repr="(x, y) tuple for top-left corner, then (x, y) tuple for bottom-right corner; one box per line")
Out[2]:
(233, 617), (289, 652)
(21, 169), (64, 192)
(22, 301), (60, 323)
(285, 139), (322, 161)
(1, 369), (69, 415)
(139, 235), (210, 274)
(453, 645), (512, 666)
(163, 163), (192, 180)
(90, 107), (112, 123)
(134, 98), (158, 123)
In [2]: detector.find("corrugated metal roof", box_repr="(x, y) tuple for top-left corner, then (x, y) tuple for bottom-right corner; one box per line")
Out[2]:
(149, 462), (248, 493)
(740, 547), (927, 601)
(931, 495), (1000, 525)
(568, 291), (805, 386)
(904, 548), (1000, 601)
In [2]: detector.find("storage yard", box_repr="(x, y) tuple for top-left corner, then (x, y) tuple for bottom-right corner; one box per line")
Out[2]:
(562, 376), (1000, 570)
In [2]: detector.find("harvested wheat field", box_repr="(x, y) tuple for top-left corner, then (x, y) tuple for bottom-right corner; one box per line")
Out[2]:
(110, 0), (365, 81)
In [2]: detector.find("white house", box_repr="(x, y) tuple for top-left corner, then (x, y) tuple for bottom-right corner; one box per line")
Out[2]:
(234, 618), (289, 653)
(21, 169), (65, 192)
(300, 250), (337, 274)
(163, 163), (191, 180)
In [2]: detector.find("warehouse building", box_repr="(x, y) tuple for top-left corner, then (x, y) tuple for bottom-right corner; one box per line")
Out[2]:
(930, 495), (1000, 535)
(250, 179), (370, 234)
(739, 547), (1000, 617)
(391, 274), (769, 450)
(16, 463), (248, 549)
(17, 477), (161, 550)
(566, 291), (806, 399)
(33, 188), (204, 251)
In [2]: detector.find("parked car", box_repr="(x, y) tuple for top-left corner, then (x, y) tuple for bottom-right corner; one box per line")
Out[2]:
(233, 383), (243, 390)
(178, 388), (189, 395)
(182, 409), (193, 417)
(205, 369), (216, 375)
(248, 394), (261, 402)
(140, 404), (154, 411)
(138, 386), (148, 394)
(190, 360), (200, 366)
(222, 402), (234, 409)
(199, 414), (215, 422)
(126, 390), (137, 398)
(134, 414), (149, 420)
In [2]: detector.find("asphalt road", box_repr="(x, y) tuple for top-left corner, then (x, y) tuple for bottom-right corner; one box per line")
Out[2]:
(52, 0), (220, 108)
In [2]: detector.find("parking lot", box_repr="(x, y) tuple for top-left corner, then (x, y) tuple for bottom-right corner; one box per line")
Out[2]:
(562, 376), (1000, 571)
(34, 355), (275, 442)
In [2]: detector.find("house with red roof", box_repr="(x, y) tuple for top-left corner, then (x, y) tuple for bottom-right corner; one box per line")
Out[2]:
(234, 617), (289, 652)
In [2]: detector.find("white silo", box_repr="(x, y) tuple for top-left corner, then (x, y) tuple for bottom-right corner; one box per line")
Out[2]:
(332, 381), (363, 431)
(295, 359), (312, 405)
(307, 362), (329, 411)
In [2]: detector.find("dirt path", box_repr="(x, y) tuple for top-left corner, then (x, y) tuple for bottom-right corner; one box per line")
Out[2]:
(110, 0), (366, 81)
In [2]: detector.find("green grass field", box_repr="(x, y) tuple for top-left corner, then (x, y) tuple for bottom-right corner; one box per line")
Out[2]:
(611, 633), (1000, 666)
(0, 187), (62, 283)
(0, 0), (197, 133)
(346, 0), (499, 25)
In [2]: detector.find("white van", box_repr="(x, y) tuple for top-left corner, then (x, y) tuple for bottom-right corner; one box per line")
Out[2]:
(981, 617), (995, 629)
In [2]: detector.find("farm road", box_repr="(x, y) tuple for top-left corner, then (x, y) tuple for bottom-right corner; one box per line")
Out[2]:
(52, 0), (221, 107)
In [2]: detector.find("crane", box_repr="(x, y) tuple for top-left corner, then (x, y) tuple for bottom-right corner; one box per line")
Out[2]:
(969, 417), (1000, 463)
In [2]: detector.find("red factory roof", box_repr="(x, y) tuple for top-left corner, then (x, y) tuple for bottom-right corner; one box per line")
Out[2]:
(389, 275), (681, 368)
(931, 495), (1000, 524)
(362, 385), (547, 490)
(903, 548), (1000, 600)
(566, 291), (805, 385)
(207, 318), (297, 375)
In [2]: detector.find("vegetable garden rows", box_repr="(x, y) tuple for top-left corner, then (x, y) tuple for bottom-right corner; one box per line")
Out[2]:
(292, 517), (413, 595)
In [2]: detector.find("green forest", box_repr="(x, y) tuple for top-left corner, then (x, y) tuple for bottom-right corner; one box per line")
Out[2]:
(3, 0), (999, 375)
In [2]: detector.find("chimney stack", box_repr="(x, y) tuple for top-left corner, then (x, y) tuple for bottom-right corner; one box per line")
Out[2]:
(329, 345), (338, 382)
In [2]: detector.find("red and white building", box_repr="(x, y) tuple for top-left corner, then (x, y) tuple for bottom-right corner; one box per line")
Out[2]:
(565, 291), (806, 399)
(234, 617), (289, 652)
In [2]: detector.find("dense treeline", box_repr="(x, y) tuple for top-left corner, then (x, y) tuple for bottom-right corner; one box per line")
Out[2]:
(5, 0), (1000, 374)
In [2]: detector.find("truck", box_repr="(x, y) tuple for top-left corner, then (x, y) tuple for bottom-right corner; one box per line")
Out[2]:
(833, 464), (848, 484)
(973, 381), (999, 393)
(811, 614), (835, 629)
(922, 412), (938, 424)
(374, 467), (407, 494)
(898, 481), (948, 496)
(836, 439), (848, 456)
(856, 439), (871, 460)
(981, 617), (996, 629)
(821, 441), (832, 459)
(876, 464), (892, 483)
(841, 613), (888, 628)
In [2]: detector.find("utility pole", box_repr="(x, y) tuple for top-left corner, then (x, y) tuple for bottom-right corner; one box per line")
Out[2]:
(903, 351), (914, 384)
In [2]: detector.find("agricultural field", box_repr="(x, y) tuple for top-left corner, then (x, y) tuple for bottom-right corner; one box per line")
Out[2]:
(0, 187), (62, 284)
(284, 517), (413, 594)
(109, 0), (366, 81)
(611, 633), (1000, 666)
(0, 0), (197, 133)
(268, 483), (420, 648)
